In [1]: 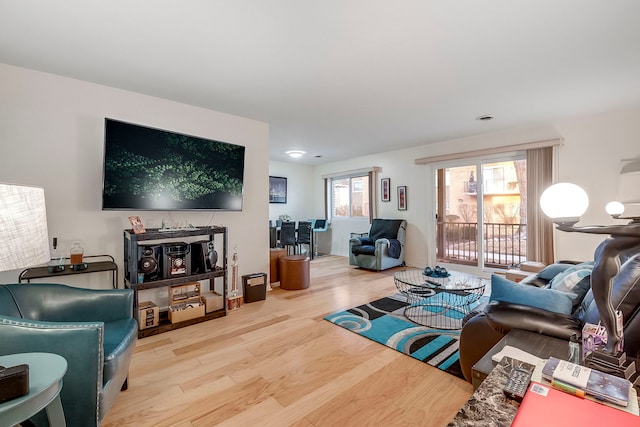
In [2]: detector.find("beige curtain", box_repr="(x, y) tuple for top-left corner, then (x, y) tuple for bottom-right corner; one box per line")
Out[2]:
(368, 170), (376, 222)
(527, 146), (555, 264)
(323, 178), (328, 220)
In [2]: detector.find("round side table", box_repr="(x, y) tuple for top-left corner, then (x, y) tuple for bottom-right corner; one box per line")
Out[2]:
(0, 352), (67, 427)
(279, 255), (310, 290)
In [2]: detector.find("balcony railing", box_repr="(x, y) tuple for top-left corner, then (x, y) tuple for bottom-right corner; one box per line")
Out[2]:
(436, 221), (527, 269)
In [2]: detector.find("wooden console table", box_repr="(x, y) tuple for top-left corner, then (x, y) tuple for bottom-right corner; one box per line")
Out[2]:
(19, 254), (118, 289)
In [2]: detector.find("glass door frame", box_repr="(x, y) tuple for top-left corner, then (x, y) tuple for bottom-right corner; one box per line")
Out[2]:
(432, 151), (526, 275)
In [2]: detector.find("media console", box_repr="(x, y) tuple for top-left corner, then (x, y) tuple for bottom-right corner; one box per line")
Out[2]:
(123, 226), (228, 338)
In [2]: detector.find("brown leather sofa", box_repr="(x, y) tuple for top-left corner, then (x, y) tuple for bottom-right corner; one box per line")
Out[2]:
(459, 251), (640, 382)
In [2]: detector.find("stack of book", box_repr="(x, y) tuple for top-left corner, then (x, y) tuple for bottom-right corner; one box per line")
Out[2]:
(542, 357), (633, 407)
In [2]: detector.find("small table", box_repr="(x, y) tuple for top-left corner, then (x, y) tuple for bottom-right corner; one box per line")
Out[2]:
(0, 353), (67, 427)
(393, 269), (487, 329)
(269, 248), (287, 283)
(471, 329), (569, 390)
(19, 254), (118, 289)
(279, 255), (310, 290)
(448, 356), (529, 427)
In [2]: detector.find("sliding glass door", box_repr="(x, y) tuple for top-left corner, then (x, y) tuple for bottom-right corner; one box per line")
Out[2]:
(434, 156), (527, 270)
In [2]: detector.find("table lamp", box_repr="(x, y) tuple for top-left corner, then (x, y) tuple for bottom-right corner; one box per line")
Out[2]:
(0, 183), (51, 274)
(540, 179), (640, 358)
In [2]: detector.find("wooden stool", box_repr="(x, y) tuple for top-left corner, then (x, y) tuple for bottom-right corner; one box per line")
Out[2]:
(279, 255), (310, 290)
(269, 248), (287, 283)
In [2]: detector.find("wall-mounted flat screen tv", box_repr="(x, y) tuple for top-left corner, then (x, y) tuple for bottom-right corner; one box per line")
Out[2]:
(102, 118), (245, 211)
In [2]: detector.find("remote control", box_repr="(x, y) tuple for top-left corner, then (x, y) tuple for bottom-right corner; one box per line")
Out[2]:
(503, 367), (532, 402)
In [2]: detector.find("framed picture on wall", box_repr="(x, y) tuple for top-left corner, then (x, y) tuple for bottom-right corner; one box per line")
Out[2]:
(269, 176), (287, 203)
(381, 178), (390, 202)
(397, 186), (407, 210)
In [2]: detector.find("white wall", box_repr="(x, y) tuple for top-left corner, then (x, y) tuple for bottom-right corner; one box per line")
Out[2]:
(268, 160), (316, 222)
(553, 107), (640, 260)
(313, 107), (640, 268)
(0, 63), (270, 289)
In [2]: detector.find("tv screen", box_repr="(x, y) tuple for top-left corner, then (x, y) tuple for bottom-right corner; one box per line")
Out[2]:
(102, 118), (245, 211)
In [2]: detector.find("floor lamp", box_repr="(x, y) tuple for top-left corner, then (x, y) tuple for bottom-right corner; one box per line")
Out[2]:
(0, 183), (51, 275)
(540, 182), (640, 361)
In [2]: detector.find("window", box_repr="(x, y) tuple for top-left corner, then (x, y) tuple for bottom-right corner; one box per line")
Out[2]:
(331, 175), (370, 218)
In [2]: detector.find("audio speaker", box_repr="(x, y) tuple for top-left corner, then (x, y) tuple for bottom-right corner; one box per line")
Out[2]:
(190, 241), (209, 274)
(163, 242), (191, 278)
(191, 241), (219, 274)
(137, 244), (162, 282)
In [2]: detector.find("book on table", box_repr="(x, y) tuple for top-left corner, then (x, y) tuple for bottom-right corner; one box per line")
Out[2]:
(542, 357), (632, 407)
(511, 382), (638, 427)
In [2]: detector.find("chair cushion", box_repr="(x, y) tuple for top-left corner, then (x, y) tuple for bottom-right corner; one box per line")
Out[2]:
(352, 245), (376, 256)
(102, 318), (138, 384)
(369, 219), (404, 241)
(489, 274), (575, 315)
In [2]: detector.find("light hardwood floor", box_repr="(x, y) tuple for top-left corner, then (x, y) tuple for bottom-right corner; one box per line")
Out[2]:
(103, 255), (473, 427)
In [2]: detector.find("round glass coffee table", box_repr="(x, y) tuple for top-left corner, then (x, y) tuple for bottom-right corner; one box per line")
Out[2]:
(393, 269), (488, 330)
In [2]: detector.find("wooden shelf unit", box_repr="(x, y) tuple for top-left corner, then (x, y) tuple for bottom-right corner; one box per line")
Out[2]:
(123, 226), (228, 338)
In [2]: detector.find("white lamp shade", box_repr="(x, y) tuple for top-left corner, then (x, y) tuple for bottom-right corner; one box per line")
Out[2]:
(540, 183), (589, 223)
(0, 183), (51, 272)
(605, 201), (625, 216)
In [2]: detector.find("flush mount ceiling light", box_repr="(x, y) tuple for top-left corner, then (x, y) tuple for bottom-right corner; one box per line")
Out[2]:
(286, 150), (306, 158)
(475, 114), (494, 121)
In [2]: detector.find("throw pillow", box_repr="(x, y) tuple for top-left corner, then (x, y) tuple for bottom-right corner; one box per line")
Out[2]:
(489, 274), (575, 315)
(535, 263), (576, 282)
(550, 262), (593, 293)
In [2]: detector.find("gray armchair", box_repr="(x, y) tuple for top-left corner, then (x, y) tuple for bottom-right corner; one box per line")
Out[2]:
(0, 283), (137, 427)
(349, 219), (407, 271)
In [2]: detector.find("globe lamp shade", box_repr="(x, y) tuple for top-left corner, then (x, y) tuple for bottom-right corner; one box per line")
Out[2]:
(605, 201), (625, 217)
(540, 183), (589, 226)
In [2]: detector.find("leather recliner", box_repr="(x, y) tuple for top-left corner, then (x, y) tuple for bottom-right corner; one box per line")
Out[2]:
(349, 219), (407, 271)
(459, 251), (640, 383)
(0, 283), (137, 426)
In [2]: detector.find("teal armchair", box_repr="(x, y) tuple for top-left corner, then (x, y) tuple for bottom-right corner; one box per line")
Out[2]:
(0, 283), (137, 427)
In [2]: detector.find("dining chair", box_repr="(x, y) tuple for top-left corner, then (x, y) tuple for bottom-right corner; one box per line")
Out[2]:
(296, 220), (313, 258)
(280, 221), (297, 255)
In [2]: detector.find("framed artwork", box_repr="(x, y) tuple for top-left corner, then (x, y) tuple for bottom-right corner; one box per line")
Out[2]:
(397, 186), (407, 210)
(128, 216), (146, 234)
(269, 176), (287, 203)
(381, 178), (390, 202)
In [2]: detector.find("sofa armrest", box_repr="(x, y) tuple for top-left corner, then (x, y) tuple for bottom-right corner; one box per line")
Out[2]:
(459, 312), (508, 382)
(0, 315), (103, 424)
(484, 301), (582, 340)
(349, 237), (364, 246)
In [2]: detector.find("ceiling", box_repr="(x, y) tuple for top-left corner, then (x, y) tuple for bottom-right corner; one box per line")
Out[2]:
(2, 1), (640, 164)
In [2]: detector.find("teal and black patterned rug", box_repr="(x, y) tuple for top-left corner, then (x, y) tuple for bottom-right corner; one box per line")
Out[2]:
(324, 293), (488, 379)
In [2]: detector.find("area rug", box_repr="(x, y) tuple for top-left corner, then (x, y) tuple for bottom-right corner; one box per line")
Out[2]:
(324, 292), (489, 379)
